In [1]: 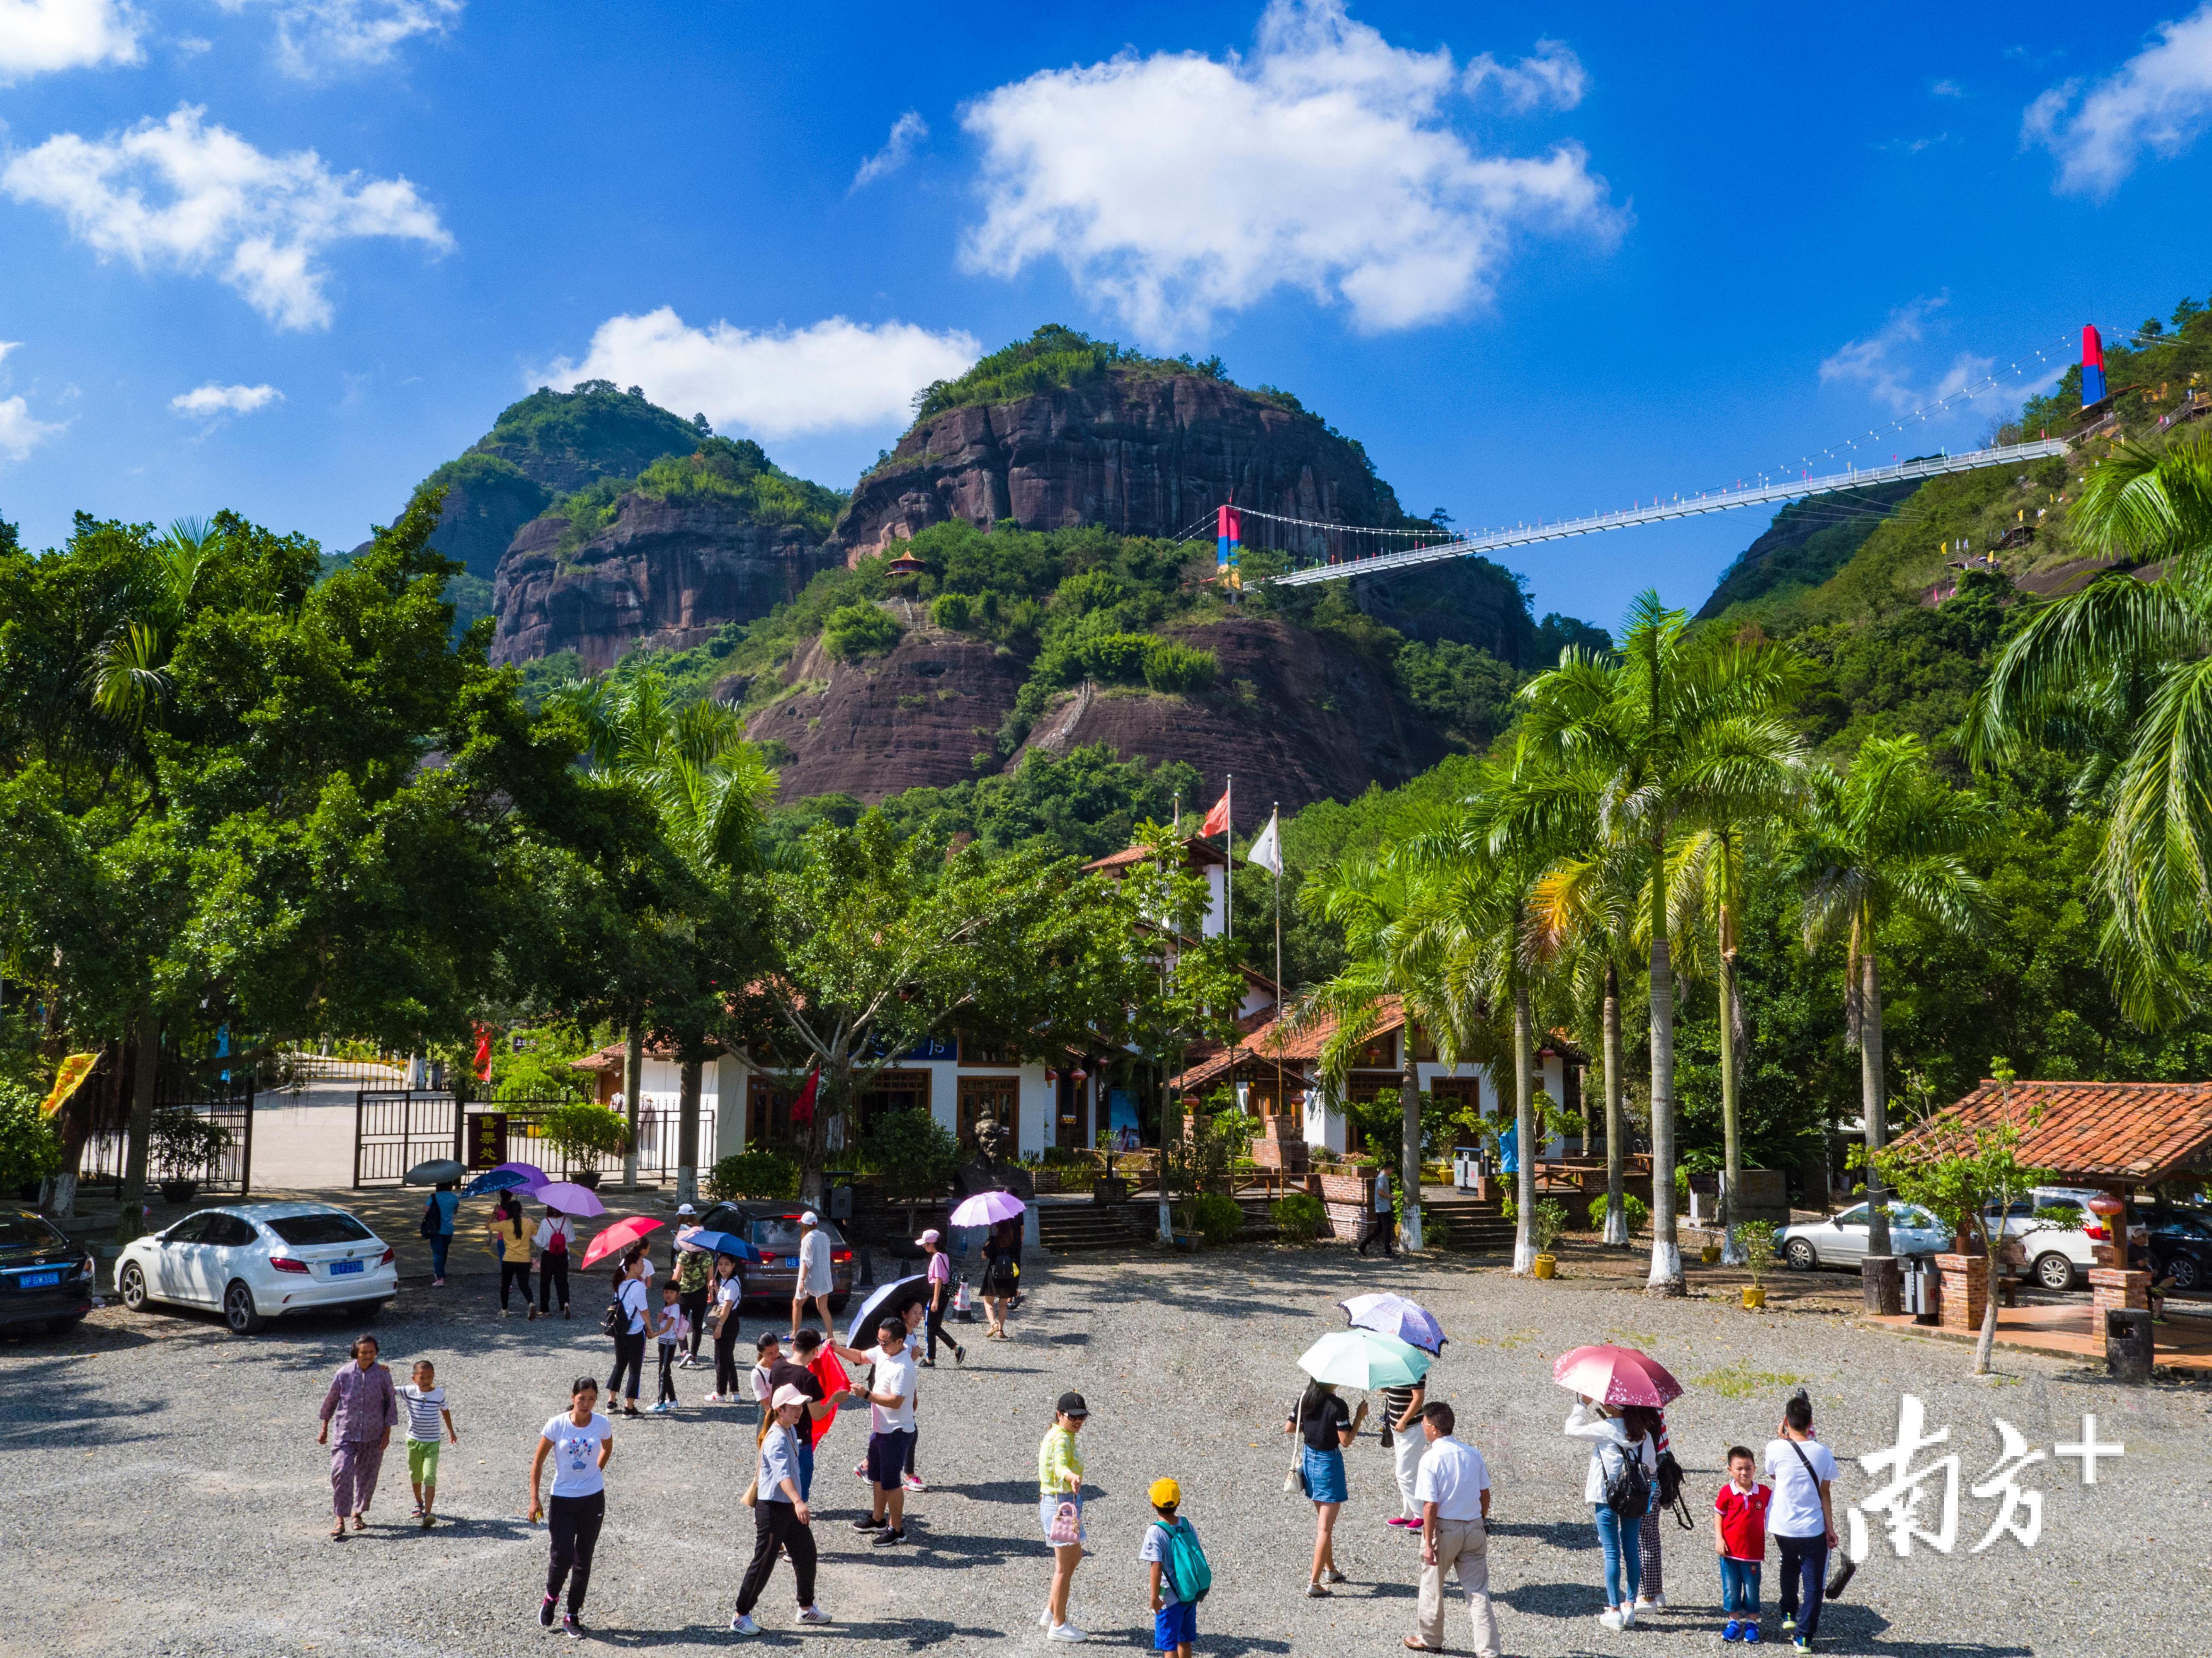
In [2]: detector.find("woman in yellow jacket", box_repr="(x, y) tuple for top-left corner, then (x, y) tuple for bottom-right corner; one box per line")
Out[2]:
(487, 1193), (537, 1317)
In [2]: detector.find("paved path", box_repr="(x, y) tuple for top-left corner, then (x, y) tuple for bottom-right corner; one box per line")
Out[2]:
(2, 1231), (2190, 1656)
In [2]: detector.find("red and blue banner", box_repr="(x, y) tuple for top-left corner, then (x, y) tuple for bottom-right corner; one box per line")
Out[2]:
(2081, 324), (2106, 406)
(1216, 504), (1241, 580)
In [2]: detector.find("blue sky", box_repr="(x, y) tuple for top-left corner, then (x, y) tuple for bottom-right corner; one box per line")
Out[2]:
(5, 1), (2212, 627)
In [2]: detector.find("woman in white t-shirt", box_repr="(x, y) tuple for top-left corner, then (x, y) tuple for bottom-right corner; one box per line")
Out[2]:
(705, 1253), (745, 1402)
(528, 1377), (615, 1639)
(1566, 1396), (1658, 1631)
(605, 1254), (651, 1418)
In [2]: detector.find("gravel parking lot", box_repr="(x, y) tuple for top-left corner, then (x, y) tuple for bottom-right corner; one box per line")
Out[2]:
(5, 1231), (2195, 1658)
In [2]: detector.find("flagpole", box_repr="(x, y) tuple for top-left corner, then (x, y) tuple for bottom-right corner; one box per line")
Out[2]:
(1224, 774), (1233, 941)
(1272, 802), (1285, 1143)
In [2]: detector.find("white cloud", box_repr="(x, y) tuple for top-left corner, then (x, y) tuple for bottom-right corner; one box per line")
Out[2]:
(0, 343), (65, 461)
(170, 381), (283, 416)
(0, 0), (141, 82)
(1463, 39), (1588, 111)
(533, 310), (981, 439)
(1931, 78), (1965, 98)
(2026, 4), (2212, 196)
(1, 104), (453, 330)
(1820, 299), (1995, 415)
(854, 111), (929, 190)
(217, 0), (461, 78)
(958, 0), (1618, 343)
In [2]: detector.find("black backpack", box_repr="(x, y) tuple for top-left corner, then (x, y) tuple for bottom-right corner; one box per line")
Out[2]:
(419, 1197), (439, 1239)
(1655, 1447), (1685, 1508)
(1601, 1440), (1654, 1519)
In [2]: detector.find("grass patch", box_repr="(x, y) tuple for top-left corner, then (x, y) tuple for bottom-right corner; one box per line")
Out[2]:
(1693, 1360), (1806, 1400)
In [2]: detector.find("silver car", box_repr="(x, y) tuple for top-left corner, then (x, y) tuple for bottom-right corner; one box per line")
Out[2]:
(1778, 1201), (1950, 1271)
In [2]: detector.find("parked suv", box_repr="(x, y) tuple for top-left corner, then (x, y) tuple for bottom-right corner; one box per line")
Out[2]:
(692, 1202), (853, 1310)
(1982, 1187), (2115, 1291)
(2138, 1206), (2212, 1292)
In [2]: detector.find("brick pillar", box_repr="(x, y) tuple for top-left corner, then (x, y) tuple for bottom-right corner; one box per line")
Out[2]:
(2089, 1267), (2151, 1319)
(1937, 1253), (1987, 1333)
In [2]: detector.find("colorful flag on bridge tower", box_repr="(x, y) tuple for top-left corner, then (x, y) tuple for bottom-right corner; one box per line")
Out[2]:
(1217, 504), (1241, 587)
(2082, 324), (2106, 406)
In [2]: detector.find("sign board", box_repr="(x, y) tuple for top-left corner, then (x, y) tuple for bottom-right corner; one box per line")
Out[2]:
(468, 1112), (508, 1169)
(902, 1035), (956, 1062)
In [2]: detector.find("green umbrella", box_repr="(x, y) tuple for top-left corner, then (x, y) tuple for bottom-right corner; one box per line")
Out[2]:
(1296, 1329), (1433, 1389)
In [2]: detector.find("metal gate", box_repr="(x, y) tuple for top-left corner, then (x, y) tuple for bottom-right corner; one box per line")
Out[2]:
(76, 1076), (256, 1197)
(353, 1090), (461, 1188)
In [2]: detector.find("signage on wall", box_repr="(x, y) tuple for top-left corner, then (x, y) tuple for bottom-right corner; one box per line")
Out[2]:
(902, 1035), (956, 1062)
(468, 1112), (508, 1169)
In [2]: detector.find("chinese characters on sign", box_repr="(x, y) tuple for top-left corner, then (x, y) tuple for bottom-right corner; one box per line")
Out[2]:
(1850, 1395), (2122, 1560)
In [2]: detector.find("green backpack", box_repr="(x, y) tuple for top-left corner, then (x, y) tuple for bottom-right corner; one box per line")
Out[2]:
(1152, 1520), (1212, 1605)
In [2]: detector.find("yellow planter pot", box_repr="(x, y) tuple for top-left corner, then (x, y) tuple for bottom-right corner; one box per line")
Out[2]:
(1700, 1244), (1722, 1265)
(1742, 1285), (1766, 1310)
(1533, 1254), (1557, 1280)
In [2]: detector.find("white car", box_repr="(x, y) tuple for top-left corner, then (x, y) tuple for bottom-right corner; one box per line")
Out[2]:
(117, 1202), (398, 1334)
(1984, 1188), (2102, 1292)
(1778, 1201), (1950, 1272)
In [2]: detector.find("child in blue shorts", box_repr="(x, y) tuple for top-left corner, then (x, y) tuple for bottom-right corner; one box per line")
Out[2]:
(1140, 1477), (1204, 1657)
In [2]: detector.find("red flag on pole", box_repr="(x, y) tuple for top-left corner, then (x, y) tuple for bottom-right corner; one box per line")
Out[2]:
(789, 1064), (821, 1126)
(472, 1025), (494, 1083)
(1198, 787), (1231, 838)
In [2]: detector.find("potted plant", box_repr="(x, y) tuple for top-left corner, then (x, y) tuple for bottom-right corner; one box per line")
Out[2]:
(1739, 1221), (1776, 1309)
(1530, 1198), (1569, 1280)
(538, 1102), (632, 1188)
(151, 1106), (231, 1203)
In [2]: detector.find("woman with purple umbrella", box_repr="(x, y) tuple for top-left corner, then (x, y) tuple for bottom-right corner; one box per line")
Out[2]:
(1339, 1294), (1446, 1532)
(953, 1190), (1026, 1341)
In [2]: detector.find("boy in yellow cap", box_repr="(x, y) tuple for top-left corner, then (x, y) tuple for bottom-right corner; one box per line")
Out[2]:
(1140, 1476), (1208, 1658)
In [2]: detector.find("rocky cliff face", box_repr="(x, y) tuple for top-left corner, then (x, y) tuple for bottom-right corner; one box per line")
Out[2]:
(745, 611), (1028, 802)
(834, 370), (1409, 558)
(491, 495), (838, 669)
(1012, 617), (1447, 814)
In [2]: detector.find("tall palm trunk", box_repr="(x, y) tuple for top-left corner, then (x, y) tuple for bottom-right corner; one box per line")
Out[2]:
(1602, 959), (1628, 1246)
(1860, 948), (1891, 1258)
(116, 1001), (158, 1244)
(677, 1050), (702, 1207)
(1400, 1039), (1424, 1251)
(1647, 842), (1685, 1294)
(1511, 984), (1537, 1273)
(1719, 943), (1744, 1265)
(621, 1022), (644, 1187)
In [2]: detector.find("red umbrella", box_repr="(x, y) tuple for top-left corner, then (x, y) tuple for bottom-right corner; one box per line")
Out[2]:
(580, 1215), (663, 1270)
(1551, 1343), (1684, 1409)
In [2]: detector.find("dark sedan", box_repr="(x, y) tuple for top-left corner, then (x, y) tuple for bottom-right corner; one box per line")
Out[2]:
(2140, 1206), (2212, 1292)
(692, 1203), (853, 1310)
(0, 1210), (96, 1336)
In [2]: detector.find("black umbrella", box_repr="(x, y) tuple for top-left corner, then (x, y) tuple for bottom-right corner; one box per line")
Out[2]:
(844, 1274), (929, 1348)
(404, 1158), (464, 1186)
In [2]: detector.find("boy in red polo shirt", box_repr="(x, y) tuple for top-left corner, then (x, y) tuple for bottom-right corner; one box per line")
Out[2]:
(1715, 1446), (1771, 1643)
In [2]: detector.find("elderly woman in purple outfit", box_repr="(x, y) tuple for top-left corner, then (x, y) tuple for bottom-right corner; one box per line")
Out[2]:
(317, 1333), (399, 1538)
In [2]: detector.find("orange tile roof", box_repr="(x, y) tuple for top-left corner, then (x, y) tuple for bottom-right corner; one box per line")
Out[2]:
(1174, 997), (1406, 1091)
(1897, 1078), (2212, 1183)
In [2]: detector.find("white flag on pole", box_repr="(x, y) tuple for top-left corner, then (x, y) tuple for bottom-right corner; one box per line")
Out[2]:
(1248, 809), (1283, 876)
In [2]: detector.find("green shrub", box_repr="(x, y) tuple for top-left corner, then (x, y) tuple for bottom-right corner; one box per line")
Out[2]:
(1271, 1192), (1326, 1242)
(1584, 1193), (1651, 1234)
(1500, 1192), (1517, 1224)
(1182, 1191), (1246, 1246)
(538, 1102), (632, 1161)
(1141, 639), (1218, 693)
(1423, 1210), (1452, 1251)
(707, 1149), (799, 1201)
(150, 1103), (233, 1178)
(929, 591), (974, 631)
(1739, 1220), (1777, 1287)
(823, 603), (902, 662)
(0, 1081), (65, 1193)
(1530, 1198), (1571, 1255)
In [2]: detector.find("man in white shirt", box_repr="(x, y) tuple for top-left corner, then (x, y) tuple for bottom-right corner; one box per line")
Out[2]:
(828, 1318), (917, 1547)
(1406, 1402), (1500, 1657)
(1763, 1393), (1838, 1648)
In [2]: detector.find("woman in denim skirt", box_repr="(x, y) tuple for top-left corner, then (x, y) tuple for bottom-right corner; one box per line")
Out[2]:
(1287, 1379), (1367, 1597)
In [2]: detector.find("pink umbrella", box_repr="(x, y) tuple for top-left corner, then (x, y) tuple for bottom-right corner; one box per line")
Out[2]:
(1551, 1344), (1685, 1409)
(949, 1190), (1026, 1227)
(534, 1180), (606, 1217)
(580, 1215), (663, 1269)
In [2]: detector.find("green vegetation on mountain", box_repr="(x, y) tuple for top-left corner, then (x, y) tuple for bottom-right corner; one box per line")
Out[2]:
(1694, 480), (1920, 620)
(471, 381), (711, 491)
(536, 436), (846, 563)
(911, 323), (1225, 421)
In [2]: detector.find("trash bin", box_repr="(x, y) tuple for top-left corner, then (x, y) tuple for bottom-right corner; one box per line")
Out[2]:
(2107, 1308), (2154, 1383)
(1902, 1257), (1941, 1325)
(827, 1176), (854, 1223)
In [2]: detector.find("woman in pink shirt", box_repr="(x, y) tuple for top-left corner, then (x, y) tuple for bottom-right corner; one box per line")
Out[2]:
(918, 1229), (964, 1368)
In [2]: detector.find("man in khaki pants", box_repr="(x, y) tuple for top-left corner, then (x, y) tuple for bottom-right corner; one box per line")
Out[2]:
(1403, 1402), (1501, 1657)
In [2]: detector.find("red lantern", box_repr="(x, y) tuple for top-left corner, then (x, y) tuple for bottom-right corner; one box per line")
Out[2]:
(1045, 1069), (1059, 1083)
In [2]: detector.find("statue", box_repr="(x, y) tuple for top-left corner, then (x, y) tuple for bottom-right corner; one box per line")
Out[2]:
(954, 1113), (1034, 1202)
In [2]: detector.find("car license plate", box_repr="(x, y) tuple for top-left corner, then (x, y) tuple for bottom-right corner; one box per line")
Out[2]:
(329, 1258), (365, 1276)
(18, 1271), (60, 1289)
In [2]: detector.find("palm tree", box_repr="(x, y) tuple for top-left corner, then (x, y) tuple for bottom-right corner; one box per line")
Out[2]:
(1517, 594), (1810, 1294)
(548, 670), (777, 1201)
(1966, 433), (2212, 1023)
(86, 517), (218, 731)
(1793, 734), (1987, 1260)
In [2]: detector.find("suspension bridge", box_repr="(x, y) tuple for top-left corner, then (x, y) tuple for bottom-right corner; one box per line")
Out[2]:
(1260, 435), (2071, 587)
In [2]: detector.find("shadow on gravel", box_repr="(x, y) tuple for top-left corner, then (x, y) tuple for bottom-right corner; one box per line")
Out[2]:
(0, 1351), (168, 1448)
(933, 1478), (1052, 1504)
(1807, 1604), (2031, 1658)
(1495, 1579), (1606, 1619)
(1187, 1638), (1291, 1658)
(1485, 1518), (1590, 1549)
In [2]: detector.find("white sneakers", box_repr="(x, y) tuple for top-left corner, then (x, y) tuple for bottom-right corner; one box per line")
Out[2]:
(730, 1614), (760, 1636)
(1047, 1624), (1088, 1642)
(797, 1606), (830, 1625)
(1599, 1608), (1626, 1630)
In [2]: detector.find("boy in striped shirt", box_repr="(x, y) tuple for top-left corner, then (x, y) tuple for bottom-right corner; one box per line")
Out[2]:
(398, 1360), (458, 1528)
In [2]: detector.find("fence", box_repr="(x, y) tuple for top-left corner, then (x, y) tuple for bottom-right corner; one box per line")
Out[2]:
(75, 1077), (256, 1197)
(352, 1091), (716, 1188)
